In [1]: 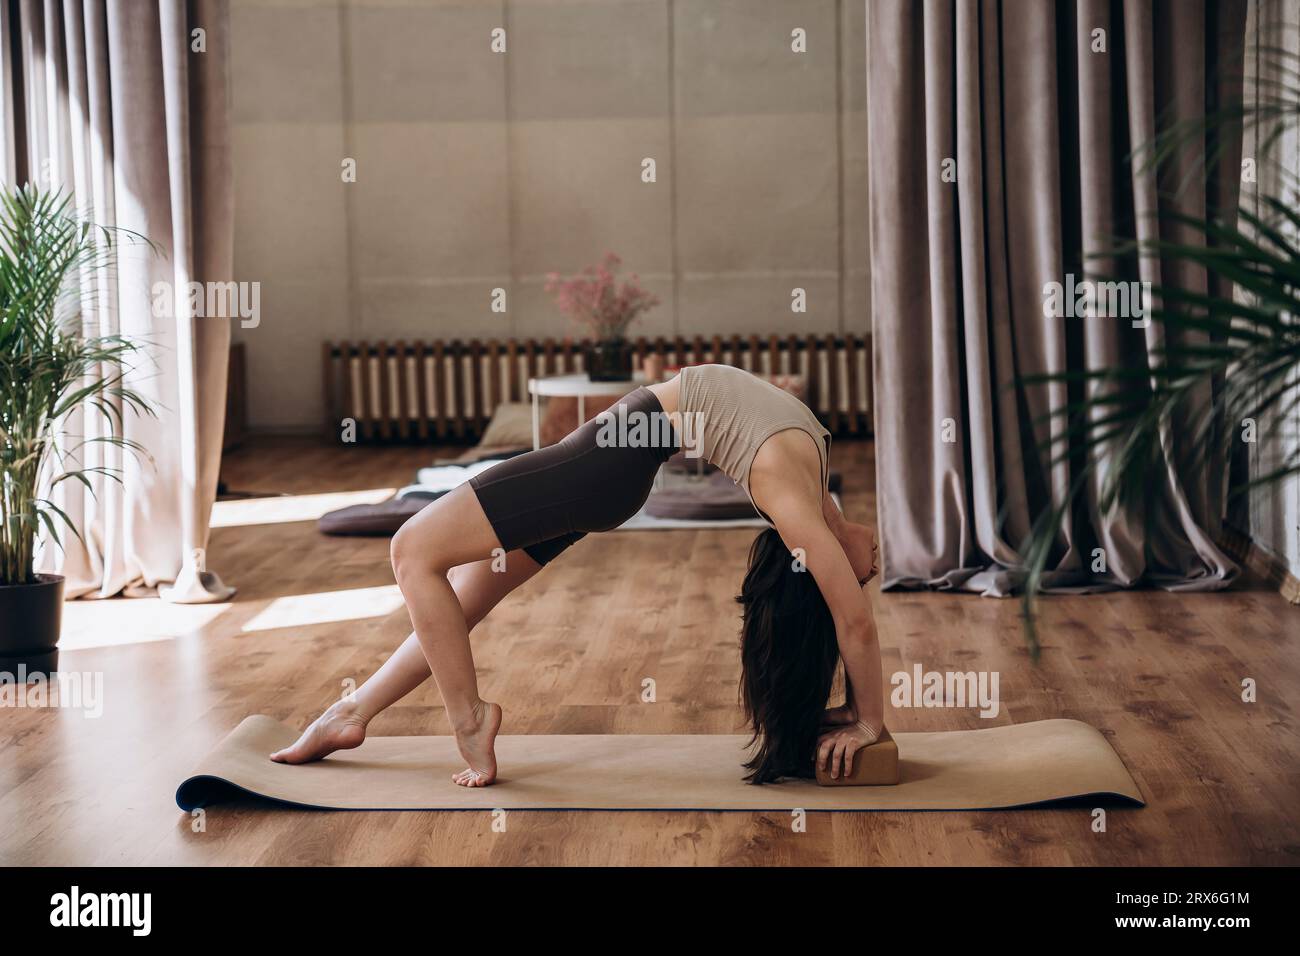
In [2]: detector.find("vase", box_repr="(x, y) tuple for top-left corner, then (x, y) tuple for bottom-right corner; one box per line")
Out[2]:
(588, 338), (633, 382)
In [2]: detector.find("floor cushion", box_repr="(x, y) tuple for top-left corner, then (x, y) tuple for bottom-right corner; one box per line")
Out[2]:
(645, 473), (757, 520)
(318, 497), (430, 536)
(645, 470), (844, 521)
(663, 450), (718, 475)
(479, 402), (535, 447)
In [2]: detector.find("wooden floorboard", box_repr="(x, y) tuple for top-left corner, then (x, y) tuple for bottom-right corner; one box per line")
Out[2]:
(1, 436), (1296, 866)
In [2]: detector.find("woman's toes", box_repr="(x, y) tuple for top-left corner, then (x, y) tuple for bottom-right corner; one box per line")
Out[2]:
(453, 768), (488, 787)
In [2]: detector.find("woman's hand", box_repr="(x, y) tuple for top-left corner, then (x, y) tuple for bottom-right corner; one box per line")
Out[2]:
(863, 539), (878, 585)
(820, 703), (857, 727)
(816, 721), (882, 780)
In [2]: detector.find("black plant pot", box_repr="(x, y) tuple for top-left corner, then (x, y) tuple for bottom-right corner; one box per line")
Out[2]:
(587, 338), (634, 382)
(0, 573), (64, 678)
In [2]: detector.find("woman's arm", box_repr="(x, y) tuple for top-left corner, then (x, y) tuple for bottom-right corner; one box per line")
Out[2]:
(794, 518), (884, 729)
(822, 487), (878, 585)
(767, 496), (885, 777)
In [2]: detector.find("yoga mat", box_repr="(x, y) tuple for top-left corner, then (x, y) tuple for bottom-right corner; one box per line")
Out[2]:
(176, 716), (1143, 811)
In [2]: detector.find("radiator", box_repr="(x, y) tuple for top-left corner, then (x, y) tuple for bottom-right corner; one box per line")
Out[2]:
(322, 333), (872, 443)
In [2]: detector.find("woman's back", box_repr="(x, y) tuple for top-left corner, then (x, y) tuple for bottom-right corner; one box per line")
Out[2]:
(677, 364), (830, 505)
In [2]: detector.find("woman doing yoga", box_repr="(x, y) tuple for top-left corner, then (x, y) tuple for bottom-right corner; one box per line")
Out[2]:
(272, 364), (885, 786)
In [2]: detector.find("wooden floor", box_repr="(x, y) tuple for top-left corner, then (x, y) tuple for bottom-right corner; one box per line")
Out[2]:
(2, 436), (1297, 866)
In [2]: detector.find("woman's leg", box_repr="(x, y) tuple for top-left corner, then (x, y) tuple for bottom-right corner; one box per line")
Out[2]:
(388, 483), (517, 786)
(273, 389), (667, 783)
(270, 541), (543, 764)
(356, 552), (543, 719)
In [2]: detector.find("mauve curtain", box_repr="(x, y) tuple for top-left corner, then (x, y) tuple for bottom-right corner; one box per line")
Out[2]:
(867, 0), (1247, 596)
(0, 0), (233, 602)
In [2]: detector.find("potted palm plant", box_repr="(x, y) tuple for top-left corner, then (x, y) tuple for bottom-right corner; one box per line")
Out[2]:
(545, 252), (660, 381)
(0, 185), (153, 677)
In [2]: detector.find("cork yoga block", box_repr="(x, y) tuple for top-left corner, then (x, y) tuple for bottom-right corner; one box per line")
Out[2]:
(815, 727), (900, 787)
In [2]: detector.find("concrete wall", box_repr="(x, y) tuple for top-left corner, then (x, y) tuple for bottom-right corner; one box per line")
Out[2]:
(231, 0), (869, 430)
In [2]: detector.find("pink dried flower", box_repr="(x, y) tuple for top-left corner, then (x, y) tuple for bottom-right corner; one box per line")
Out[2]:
(545, 252), (660, 341)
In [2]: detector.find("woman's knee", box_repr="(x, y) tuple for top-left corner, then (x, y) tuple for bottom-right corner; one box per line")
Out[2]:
(389, 523), (413, 577)
(391, 517), (449, 581)
(390, 487), (501, 581)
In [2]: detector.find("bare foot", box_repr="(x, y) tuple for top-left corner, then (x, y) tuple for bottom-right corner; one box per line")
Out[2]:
(270, 699), (368, 763)
(451, 700), (501, 787)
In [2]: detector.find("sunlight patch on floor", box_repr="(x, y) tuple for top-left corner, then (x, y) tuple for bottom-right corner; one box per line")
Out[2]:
(240, 585), (406, 633)
(210, 488), (396, 528)
(60, 599), (232, 651)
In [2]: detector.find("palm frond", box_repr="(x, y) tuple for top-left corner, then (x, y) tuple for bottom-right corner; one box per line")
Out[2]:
(0, 183), (157, 583)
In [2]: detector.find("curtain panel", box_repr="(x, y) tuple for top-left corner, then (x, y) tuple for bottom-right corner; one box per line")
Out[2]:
(0, 0), (233, 601)
(867, 0), (1247, 595)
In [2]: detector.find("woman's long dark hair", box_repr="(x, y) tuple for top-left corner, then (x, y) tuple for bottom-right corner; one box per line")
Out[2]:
(736, 528), (839, 784)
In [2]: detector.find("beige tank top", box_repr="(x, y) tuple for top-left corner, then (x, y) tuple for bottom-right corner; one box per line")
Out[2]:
(678, 364), (830, 526)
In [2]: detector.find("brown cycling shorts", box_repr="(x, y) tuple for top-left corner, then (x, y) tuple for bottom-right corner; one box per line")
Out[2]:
(468, 386), (678, 566)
